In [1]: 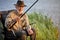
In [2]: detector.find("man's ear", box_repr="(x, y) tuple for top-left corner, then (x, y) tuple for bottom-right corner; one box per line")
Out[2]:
(14, 4), (17, 8)
(15, 5), (18, 9)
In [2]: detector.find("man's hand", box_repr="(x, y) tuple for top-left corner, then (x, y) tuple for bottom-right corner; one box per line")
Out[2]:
(27, 29), (33, 35)
(13, 17), (20, 23)
(14, 17), (20, 21)
(26, 25), (33, 35)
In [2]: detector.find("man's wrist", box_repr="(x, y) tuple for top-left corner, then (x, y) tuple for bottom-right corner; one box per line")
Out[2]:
(26, 25), (31, 30)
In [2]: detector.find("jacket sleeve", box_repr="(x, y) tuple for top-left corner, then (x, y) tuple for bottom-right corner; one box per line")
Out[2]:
(25, 14), (31, 30)
(5, 12), (16, 29)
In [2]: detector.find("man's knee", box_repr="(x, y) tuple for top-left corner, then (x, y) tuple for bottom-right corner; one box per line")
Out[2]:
(15, 30), (26, 38)
(22, 31), (26, 35)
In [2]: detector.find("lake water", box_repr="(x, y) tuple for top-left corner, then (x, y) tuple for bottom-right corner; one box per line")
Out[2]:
(0, 0), (60, 39)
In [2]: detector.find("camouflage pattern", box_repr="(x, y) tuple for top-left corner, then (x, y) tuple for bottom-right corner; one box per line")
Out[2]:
(5, 11), (30, 32)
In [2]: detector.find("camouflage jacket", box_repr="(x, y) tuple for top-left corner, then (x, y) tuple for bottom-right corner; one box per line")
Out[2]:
(5, 11), (31, 32)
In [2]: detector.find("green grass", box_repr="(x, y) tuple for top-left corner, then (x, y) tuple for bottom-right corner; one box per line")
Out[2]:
(0, 12), (58, 40)
(28, 12), (58, 40)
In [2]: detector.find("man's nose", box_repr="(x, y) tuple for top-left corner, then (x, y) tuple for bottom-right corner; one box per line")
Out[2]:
(19, 8), (21, 10)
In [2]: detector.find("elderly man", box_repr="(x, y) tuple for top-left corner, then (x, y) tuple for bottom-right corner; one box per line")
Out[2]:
(5, 0), (36, 40)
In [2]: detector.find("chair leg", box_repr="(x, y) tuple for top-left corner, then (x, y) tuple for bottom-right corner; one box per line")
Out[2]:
(16, 30), (27, 40)
(30, 28), (36, 40)
(21, 34), (26, 40)
(17, 34), (26, 40)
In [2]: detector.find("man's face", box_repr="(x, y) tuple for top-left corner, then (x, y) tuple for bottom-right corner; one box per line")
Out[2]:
(16, 6), (24, 13)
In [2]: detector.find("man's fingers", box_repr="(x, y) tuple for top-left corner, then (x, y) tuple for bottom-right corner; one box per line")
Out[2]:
(28, 29), (33, 35)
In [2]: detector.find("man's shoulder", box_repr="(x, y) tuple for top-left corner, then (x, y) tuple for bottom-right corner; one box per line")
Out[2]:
(6, 10), (17, 18)
(9, 10), (16, 14)
(8, 10), (17, 15)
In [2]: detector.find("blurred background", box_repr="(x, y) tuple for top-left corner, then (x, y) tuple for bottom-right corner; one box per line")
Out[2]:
(0, 0), (60, 40)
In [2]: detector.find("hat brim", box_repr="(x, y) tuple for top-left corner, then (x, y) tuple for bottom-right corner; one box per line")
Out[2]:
(14, 4), (27, 7)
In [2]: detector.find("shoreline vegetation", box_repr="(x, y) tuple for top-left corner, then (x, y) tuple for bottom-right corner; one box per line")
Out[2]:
(0, 12), (58, 40)
(28, 12), (58, 40)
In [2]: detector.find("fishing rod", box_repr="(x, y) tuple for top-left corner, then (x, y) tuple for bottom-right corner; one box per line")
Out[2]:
(20, 0), (39, 18)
